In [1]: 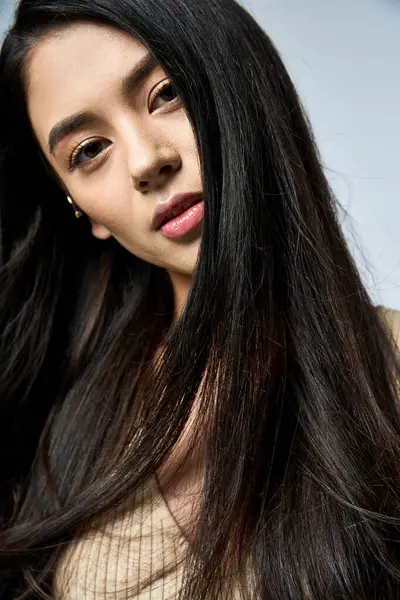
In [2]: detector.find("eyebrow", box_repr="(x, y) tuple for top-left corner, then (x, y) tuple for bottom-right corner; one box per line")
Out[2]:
(48, 52), (159, 156)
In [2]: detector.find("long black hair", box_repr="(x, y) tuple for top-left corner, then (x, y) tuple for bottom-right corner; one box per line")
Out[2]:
(1, 0), (400, 598)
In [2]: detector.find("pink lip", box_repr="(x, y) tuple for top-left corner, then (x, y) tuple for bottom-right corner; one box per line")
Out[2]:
(152, 192), (203, 230)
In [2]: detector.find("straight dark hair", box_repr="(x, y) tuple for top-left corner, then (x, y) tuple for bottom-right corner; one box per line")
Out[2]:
(1, 0), (400, 598)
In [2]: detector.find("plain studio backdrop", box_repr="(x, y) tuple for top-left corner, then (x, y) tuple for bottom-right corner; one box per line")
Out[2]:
(1, 0), (399, 309)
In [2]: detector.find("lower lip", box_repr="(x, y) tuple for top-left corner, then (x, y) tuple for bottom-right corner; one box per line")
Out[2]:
(159, 201), (204, 238)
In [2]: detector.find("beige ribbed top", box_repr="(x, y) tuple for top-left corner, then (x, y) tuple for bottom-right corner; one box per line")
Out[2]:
(53, 305), (400, 599)
(54, 474), (190, 599)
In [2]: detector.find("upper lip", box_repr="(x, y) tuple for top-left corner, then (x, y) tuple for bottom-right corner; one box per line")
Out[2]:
(152, 192), (203, 230)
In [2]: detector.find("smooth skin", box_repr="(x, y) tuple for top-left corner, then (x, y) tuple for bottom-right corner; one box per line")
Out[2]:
(26, 21), (203, 319)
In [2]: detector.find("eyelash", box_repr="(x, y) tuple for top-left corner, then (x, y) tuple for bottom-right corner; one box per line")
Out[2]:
(67, 80), (179, 172)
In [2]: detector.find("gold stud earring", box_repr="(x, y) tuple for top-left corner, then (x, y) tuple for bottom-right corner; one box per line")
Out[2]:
(67, 195), (83, 219)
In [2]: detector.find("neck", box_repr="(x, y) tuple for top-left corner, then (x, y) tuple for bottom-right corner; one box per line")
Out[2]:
(167, 270), (192, 320)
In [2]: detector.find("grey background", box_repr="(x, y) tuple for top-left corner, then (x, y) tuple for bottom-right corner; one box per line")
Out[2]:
(1, 0), (399, 309)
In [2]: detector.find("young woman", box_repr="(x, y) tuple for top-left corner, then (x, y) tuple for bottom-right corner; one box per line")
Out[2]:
(0, 0), (400, 598)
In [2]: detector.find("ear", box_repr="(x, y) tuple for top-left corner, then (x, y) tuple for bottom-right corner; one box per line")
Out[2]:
(90, 219), (112, 240)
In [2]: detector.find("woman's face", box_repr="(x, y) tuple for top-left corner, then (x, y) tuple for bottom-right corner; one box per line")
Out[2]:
(26, 21), (203, 278)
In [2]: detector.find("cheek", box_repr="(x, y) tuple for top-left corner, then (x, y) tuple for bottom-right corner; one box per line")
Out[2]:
(72, 169), (130, 228)
(182, 135), (202, 178)
(72, 178), (152, 251)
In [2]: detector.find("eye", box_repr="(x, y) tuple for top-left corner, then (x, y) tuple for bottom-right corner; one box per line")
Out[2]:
(68, 139), (111, 172)
(67, 80), (180, 173)
(150, 80), (180, 111)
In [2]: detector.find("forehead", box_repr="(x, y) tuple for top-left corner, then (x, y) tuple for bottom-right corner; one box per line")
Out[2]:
(25, 21), (148, 148)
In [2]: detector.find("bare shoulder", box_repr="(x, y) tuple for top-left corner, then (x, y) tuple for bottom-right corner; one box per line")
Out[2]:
(376, 304), (400, 351)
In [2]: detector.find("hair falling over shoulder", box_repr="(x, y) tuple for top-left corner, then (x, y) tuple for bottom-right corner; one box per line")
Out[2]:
(0, 0), (400, 598)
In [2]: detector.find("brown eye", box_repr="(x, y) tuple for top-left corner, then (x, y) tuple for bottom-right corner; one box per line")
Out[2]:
(151, 81), (180, 110)
(68, 139), (111, 172)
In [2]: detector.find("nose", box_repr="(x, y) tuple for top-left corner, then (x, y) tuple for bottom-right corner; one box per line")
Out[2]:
(121, 120), (181, 192)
